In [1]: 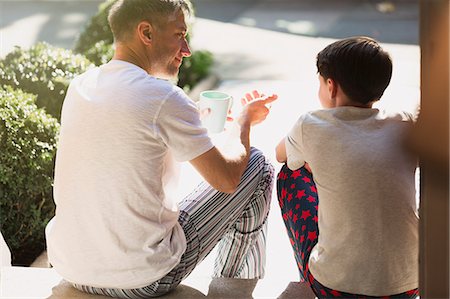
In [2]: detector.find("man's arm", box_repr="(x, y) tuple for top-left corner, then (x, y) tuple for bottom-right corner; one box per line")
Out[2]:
(190, 91), (277, 193)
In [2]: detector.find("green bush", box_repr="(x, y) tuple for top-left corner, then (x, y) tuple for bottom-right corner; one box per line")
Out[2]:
(0, 42), (93, 120)
(73, 0), (116, 54)
(74, 0), (213, 90)
(83, 40), (115, 66)
(178, 50), (213, 92)
(0, 85), (60, 266)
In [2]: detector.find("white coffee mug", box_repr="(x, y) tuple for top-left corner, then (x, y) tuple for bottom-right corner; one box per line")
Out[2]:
(198, 90), (233, 134)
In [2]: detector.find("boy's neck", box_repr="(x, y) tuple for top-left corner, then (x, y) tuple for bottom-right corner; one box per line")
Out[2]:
(335, 94), (374, 109)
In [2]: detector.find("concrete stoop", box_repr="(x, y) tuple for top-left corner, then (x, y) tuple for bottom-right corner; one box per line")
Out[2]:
(0, 266), (316, 299)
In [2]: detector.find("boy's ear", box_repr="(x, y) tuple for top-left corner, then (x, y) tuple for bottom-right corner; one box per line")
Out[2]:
(137, 21), (153, 45)
(327, 78), (338, 99)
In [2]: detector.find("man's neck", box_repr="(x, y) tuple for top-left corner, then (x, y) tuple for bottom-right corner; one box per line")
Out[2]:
(113, 43), (151, 74)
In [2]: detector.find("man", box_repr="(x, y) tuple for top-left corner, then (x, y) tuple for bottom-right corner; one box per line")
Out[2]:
(45, 0), (277, 297)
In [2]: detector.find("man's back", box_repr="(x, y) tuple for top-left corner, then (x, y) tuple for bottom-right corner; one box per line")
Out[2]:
(47, 60), (213, 289)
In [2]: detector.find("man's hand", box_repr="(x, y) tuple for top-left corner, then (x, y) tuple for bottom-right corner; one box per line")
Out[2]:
(190, 90), (278, 194)
(238, 90), (278, 126)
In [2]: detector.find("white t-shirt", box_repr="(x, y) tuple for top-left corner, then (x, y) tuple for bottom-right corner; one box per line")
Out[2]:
(46, 60), (214, 289)
(285, 107), (418, 296)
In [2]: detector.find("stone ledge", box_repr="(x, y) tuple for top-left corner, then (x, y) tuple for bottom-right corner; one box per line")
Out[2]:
(0, 266), (317, 299)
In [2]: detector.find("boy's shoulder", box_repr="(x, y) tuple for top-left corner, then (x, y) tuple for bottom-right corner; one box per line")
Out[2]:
(376, 109), (417, 123)
(303, 107), (416, 122)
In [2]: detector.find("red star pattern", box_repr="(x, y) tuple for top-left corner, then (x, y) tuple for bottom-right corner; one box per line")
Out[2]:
(310, 185), (317, 193)
(281, 187), (287, 199)
(300, 210), (311, 220)
(296, 189), (306, 199)
(307, 231), (317, 241)
(312, 215), (318, 223)
(293, 214), (298, 223)
(306, 195), (316, 203)
(287, 193), (293, 202)
(330, 290), (342, 296)
(302, 176), (311, 183)
(291, 169), (302, 179)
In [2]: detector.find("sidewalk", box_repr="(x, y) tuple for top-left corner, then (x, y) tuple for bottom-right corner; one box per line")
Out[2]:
(0, 1), (420, 298)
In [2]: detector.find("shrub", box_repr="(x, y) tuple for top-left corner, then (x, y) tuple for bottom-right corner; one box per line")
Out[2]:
(0, 85), (60, 266)
(73, 0), (116, 54)
(83, 40), (114, 66)
(74, 0), (213, 90)
(178, 50), (213, 92)
(0, 42), (93, 120)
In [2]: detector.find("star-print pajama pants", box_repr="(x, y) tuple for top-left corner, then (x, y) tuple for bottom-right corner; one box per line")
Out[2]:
(276, 164), (419, 299)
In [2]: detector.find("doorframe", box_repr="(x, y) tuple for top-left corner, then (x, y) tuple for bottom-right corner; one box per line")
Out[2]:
(417, 0), (449, 297)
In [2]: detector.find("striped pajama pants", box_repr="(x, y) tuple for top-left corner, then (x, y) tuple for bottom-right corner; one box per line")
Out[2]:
(73, 147), (274, 298)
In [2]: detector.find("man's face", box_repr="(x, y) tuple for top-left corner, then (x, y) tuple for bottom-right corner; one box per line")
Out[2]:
(150, 10), (191, 79)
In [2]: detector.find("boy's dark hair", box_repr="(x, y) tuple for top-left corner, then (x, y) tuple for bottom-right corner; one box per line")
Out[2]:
(316, 36), (392, 104)
(108, 0), (192, 42)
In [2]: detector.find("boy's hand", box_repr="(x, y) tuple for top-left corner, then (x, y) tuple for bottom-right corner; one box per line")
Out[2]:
(304, 162), (312, 173)
(239, 90), (278, 126)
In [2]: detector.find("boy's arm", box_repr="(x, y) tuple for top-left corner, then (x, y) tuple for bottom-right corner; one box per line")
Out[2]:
(276, 138), (287, 163)
(276, 136), (312, 173)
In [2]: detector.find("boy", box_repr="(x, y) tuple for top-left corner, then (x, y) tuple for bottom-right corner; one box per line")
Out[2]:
(275, 37), (419, 298)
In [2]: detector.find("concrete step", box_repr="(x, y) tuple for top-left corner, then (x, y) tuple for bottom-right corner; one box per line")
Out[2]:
(0, 266), (316, 298)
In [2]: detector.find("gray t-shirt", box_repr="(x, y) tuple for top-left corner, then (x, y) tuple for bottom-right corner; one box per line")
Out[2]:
(286, 107), (418, 296)
(46, 60), (213, 289)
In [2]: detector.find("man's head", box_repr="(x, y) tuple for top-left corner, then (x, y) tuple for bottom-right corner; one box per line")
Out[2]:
(316, 36), (392, 105)
(108, 0), (191, 43)
(108, 0), (192, 78)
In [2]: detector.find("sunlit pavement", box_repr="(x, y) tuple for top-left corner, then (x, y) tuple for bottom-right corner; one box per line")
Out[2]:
(0, 1), (420, 298)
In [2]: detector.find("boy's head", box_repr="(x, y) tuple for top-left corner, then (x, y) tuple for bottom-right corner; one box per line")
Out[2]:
(316, 36), (392, 105)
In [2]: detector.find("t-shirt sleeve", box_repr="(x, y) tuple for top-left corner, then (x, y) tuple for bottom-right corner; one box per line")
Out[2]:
(156, 89), (214, 162)
(285, 115), (307, 170)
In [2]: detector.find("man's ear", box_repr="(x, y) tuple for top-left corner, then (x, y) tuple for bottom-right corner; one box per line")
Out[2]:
(137, 21), (153, 45)
(327, 78), (338, 99)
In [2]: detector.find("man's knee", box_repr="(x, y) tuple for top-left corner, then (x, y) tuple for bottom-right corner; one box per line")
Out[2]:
(245, 147), (274, 214)
(248, 147), (273, 175)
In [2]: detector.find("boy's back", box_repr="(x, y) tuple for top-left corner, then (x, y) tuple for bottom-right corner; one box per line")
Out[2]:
(285, 106), (418, 295)
(276, 36), (419, 297)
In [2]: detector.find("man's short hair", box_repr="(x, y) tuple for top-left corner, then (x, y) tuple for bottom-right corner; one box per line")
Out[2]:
(316, 36), (393, 105)
(108, 0), (192, 42)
